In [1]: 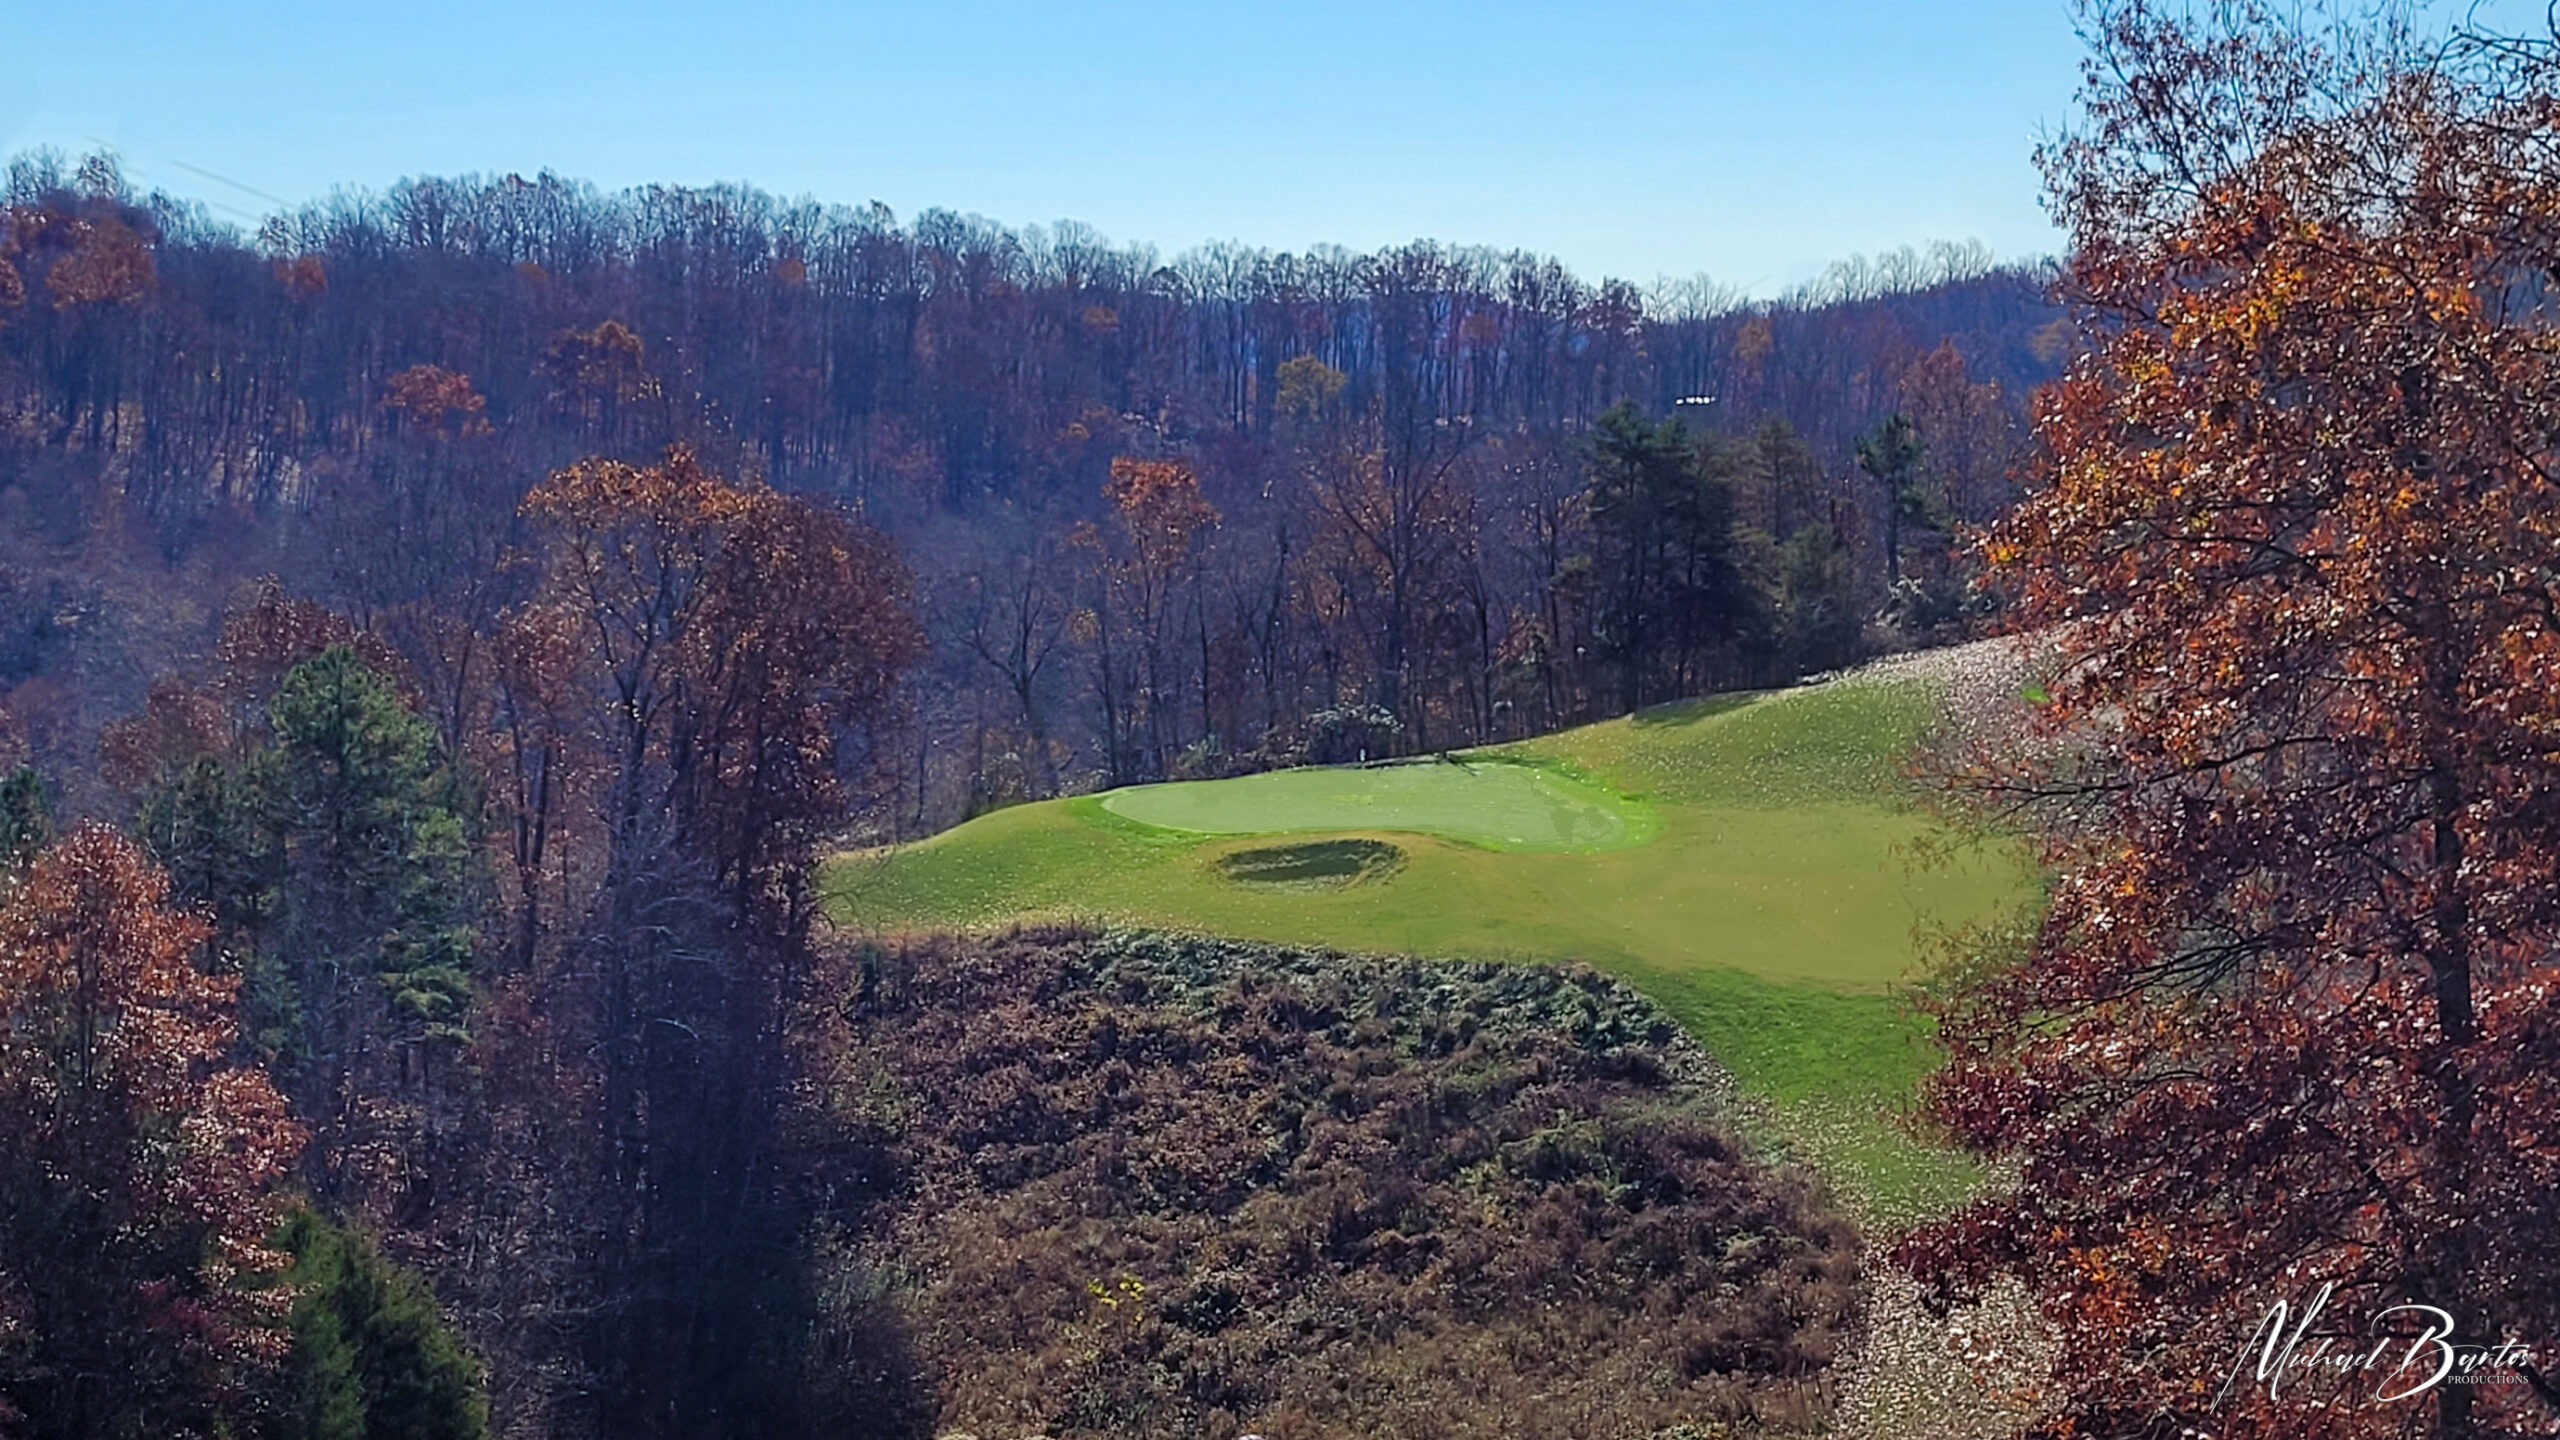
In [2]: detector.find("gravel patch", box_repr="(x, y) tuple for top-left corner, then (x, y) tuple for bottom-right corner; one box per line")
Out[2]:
(1832, 1265), (2057, 1440)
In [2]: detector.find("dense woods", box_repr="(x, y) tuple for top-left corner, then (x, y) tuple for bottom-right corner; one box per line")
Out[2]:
(0, 151), (2053, 830)
(0, 140), (2057, 1438)
(0, 427), (923, 1434)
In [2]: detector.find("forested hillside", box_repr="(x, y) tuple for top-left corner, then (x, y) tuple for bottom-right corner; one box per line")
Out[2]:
(801, 929), (1861, 1440)
(10, 0), (2560, 1433)
(0, 150), (2055, 827)
(0, 149), (2062, 1440)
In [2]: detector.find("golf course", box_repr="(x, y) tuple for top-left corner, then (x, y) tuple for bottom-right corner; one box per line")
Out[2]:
(822, 659), (2036, 1216)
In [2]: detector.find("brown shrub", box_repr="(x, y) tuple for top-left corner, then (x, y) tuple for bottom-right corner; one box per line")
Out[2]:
(796, 927), (1861, 1440)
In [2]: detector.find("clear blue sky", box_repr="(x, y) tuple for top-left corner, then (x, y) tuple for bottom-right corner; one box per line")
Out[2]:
(6, 1), (2098, 294)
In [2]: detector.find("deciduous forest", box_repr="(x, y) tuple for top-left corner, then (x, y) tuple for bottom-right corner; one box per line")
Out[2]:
(7, 0), (2560, 1437)
(0, 154), (2051, 826)
(0, 146), (2047, 1440)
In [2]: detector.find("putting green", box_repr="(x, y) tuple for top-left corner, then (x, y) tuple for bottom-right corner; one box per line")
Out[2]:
(1097, 758), (1649, 851)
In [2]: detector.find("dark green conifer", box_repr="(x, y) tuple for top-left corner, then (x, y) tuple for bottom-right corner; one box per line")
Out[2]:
(269, 1211), (489, 1440)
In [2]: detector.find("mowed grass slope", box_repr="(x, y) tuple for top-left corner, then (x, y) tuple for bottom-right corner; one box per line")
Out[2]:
(1100, 756), (1651, 851)
(821, 675), (2033, 1217)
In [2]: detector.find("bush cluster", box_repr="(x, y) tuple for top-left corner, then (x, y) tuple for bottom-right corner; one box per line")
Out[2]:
(802, 928), (1860, 1440)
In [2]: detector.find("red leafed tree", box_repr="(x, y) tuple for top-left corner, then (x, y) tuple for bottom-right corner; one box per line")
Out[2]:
(0, 824), (305, 1437)
(1907, 5), (2560, 1438)
(381, 363), (493, 438)
(42, 216), (155, 310)
(539, 319), (650, 441)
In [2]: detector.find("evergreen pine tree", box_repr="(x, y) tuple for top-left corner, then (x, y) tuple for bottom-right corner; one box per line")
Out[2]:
(0, 765), (51, 872)
(269, 1210), (489, 1440)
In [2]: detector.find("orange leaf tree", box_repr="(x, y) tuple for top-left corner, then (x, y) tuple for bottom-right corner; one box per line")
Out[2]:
(0, 825), (304, 1436)
(1093, 457), (1219, 778)
(519, 443), (922, 932)
(1908, 5), (2560, 1437)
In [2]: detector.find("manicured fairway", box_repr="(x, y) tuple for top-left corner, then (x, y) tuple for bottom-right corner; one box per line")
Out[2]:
(1098, 757), (1650, 851)
(834, 795), (2000, 988)
(827, 677), (2020, 991)
(821, 672), (2036, 1218)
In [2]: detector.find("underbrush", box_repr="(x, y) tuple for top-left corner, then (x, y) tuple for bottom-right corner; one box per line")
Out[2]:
(797, 927), (1862, 1440)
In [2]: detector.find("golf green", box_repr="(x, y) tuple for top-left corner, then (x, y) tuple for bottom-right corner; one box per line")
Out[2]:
(821, 676), (2027, 1001)
(821, 673), (2035, 1216)
(1097, 758), (1649, 851)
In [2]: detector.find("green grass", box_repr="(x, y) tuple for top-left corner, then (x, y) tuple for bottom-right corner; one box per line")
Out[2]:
(820, 675), (2034, 1219)
(1099, 755), (1652, 851)
(1625, 960), (1994, 1226)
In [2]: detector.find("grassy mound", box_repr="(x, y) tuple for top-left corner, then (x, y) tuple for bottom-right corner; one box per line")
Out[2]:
(822, 674), (2034, 1214)
(803, 929), (1859, 1440)
(1101, 756), (1649, 851)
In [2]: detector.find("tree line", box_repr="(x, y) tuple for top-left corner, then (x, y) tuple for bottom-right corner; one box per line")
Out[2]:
(0, 153), (2051, 827)
(13, 0), (2560, 1434)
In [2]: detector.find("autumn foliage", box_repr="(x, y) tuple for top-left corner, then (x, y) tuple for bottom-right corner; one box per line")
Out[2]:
(517, 443), (922, 925)
(382, 365), (493, 438)
(0, 204), (154, 314)
(1907, 5), (2560, 1437)
(492, 446), (923, 1433)
(0, 825), (303, 1436)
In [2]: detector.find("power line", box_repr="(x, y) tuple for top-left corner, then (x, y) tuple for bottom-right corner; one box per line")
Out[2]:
(165, 159), (293, 210)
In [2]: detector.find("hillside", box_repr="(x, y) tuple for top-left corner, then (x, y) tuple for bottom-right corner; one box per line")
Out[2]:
(1, 155), (2047, 833)
(797, 928), (1862, 1440)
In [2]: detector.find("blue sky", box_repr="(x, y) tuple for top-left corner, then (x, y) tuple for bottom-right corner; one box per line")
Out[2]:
(6, 1), (2098, 293)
